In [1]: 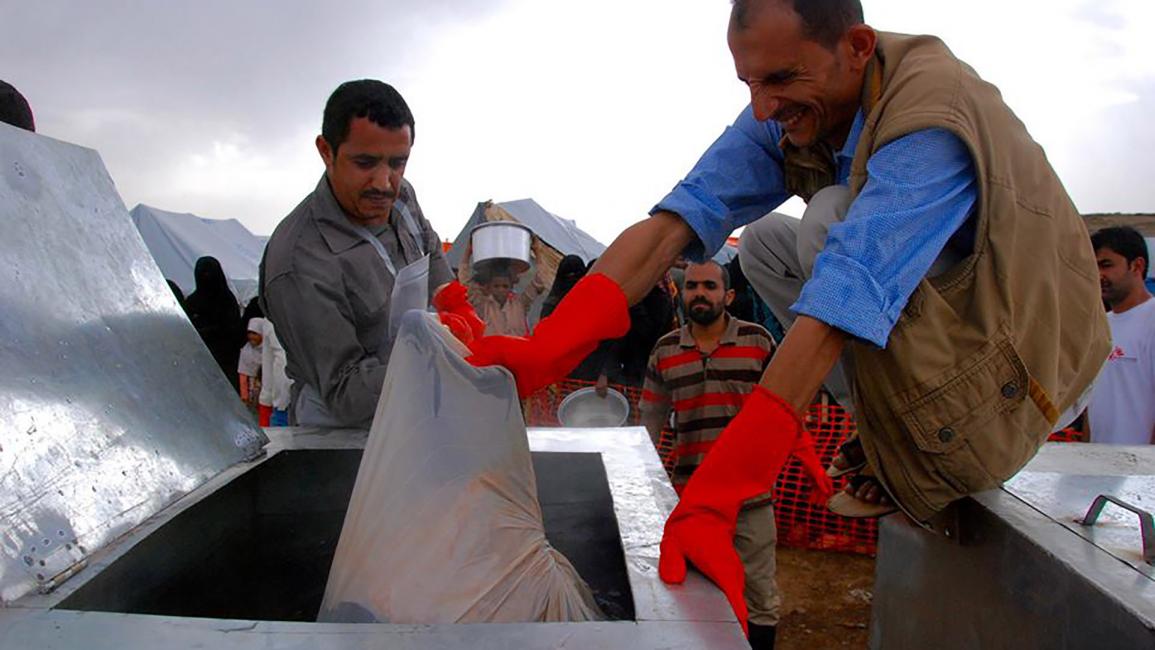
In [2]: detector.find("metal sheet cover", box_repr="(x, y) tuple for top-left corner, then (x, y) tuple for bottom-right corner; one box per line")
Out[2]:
(0, 125), (266, 603)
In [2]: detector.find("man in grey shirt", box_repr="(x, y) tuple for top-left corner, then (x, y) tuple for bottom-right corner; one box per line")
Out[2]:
(261, 80), (453, 428)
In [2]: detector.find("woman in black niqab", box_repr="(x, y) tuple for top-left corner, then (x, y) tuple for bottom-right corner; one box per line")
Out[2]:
(185, 256), (243, 389)
(540, 254), (588, 319)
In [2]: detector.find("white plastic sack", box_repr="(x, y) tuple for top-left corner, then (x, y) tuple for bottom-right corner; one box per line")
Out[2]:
(318, 311), (603, 624)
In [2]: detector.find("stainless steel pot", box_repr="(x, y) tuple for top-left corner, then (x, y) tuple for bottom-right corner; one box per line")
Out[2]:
(470, 221), (533, 276)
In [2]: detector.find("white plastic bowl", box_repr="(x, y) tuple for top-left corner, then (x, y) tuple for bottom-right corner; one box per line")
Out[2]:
(470, 221), (532, 276)
(557, 387), (630, 428)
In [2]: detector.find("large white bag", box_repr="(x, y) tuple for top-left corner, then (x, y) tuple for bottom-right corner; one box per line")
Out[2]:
(318, 311), (603, 624)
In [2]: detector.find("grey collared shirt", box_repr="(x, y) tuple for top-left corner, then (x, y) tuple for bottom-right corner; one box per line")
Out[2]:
(260, 175), (453, 427)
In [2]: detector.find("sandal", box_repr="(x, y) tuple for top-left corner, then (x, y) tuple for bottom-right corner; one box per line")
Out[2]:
(826, 436), (867, 478)
(827, 472), (899, 518)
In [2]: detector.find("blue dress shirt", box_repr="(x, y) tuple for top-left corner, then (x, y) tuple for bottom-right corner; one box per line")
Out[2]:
(653, 106), (977, 347)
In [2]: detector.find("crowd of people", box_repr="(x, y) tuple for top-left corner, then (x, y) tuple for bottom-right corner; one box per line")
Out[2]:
(165, 256), (291, 427)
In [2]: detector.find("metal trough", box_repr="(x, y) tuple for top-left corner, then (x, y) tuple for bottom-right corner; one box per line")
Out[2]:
(871, 443), (1155, 649)
(2, 427), (745, 648)
(0, 124), (744, 648)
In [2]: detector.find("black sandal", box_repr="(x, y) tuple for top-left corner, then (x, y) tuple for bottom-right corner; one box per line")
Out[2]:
(826, 436), (867, 478)
(827, 471), (899, 518)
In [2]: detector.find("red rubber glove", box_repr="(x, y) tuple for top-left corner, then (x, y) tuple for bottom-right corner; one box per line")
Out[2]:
(438, 312), (476, 345)
(466, 273), (630, 397)
(793, 428), (835, 506)
(658, 386), (816, 636)
(433, 280), (486, 342)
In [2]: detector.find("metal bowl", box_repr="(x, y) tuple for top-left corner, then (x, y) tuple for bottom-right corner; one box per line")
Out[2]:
(557, 387), (630, 428)
(470, 221), (532, 276)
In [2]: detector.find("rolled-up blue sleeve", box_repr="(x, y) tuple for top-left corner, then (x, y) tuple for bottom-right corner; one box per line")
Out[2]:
(792, 128), (977, 348)
(651, 106), (790, 261)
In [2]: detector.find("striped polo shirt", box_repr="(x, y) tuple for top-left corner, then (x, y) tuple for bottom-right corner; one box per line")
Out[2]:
(640, 315), (775, 504)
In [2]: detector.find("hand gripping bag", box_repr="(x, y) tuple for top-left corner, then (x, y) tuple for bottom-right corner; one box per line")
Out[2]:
(318, 311), (603, 623)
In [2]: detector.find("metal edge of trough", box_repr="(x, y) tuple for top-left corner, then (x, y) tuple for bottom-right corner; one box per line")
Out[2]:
(0, 426), (745, 649)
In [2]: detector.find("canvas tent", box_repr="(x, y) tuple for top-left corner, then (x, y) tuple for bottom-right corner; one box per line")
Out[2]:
(448, 199), (741, 270)
(447, 199), (606, 273)
(1147, 237), (1155, 294)
(131, 204), (267, 304)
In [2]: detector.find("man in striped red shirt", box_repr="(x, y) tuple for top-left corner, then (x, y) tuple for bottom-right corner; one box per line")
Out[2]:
(640, 260), (781, 642)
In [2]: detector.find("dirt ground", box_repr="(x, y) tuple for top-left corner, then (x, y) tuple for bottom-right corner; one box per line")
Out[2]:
(775, 547), (876, 649)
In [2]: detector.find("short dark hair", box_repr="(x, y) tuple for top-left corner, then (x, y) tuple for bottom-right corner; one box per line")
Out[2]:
(0, 80), (35, 132)
(1092, 226), (1150, 276)
(321, 80), (414, 153)
(731, 0), (864, 49)
(687, 260), (732, 291)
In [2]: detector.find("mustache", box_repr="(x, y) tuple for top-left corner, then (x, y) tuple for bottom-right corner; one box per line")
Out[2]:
(361, 190), (397, 200)
(688, 298), (713, 308)
(770, 103), (805, 123)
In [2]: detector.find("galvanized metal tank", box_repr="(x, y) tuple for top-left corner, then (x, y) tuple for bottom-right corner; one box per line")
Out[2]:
(0, 124), (745, 648)
(871, 443), (1155, 648)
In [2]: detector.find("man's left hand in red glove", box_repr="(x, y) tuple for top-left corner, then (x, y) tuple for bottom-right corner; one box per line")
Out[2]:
(658, 316), (845, 636)
(658, 386), (834, 635)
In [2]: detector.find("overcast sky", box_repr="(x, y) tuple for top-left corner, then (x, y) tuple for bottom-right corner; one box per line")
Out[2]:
(3, 0), (1153, 244)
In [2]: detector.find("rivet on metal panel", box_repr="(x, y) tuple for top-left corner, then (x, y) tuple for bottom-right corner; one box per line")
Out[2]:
(928, 502), (963, 545)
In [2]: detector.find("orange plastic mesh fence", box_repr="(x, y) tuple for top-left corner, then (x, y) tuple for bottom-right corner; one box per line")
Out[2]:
(1047, 427), (1087, 443)
(523, 379), (877, 554)
(773, 404), (878, 554)
(523, 380), (1084, 557)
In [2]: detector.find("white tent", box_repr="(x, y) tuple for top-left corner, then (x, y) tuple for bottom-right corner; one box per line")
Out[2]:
(131, 204), (266, 304)
(447, 198), (740, 270)
(713, 242), (739, 265)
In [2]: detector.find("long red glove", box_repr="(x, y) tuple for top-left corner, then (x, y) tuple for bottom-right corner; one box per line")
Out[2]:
(466, 273), (630, 397)
(658, 386), (834, 635)
(433, 280), (487, 343)
(792, 428), (835, 506)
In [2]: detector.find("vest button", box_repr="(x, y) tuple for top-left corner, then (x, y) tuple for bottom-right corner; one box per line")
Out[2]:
(1001, 382), (1019, 399)
(937, 427), (955, 443)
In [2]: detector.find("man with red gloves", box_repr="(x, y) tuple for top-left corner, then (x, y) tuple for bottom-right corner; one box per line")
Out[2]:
(464, 0), (1107, 645)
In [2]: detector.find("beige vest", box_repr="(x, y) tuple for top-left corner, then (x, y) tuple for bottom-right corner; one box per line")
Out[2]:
(787, 33), (1110, 522)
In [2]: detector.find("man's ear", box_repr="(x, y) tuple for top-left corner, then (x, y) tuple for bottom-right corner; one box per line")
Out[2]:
(724, 288), (736, 307)
(316, 135), (335, 170)
(844, 24), (877, 71)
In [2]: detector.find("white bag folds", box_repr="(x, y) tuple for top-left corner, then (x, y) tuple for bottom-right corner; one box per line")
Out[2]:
(318, 312), (603, 623)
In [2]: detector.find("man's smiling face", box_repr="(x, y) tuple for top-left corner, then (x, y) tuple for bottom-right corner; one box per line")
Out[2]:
(728, 0), (870, 148)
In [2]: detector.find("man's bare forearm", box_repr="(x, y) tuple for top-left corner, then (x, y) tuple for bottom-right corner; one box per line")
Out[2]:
(591, 211), (694, 304)
(760, 315), (848, 413)
(591, 211), (841, 413)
